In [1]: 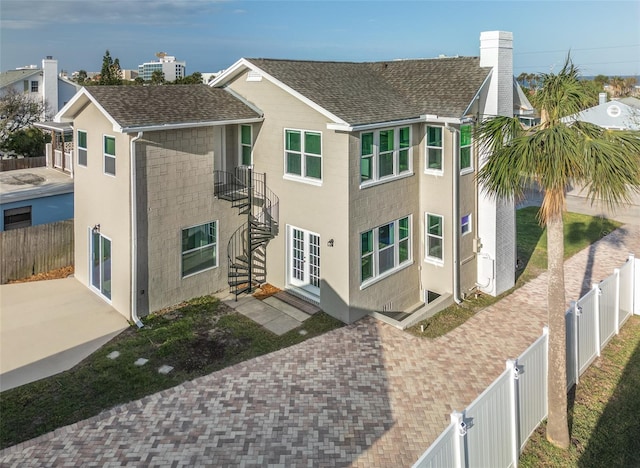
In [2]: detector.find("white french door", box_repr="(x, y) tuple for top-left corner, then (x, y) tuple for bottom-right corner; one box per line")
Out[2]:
(90, 230), (112, 300)
(287, 225), (320, 297)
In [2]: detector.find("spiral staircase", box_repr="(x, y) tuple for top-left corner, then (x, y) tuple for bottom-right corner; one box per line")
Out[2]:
(214, 167), (279, 299)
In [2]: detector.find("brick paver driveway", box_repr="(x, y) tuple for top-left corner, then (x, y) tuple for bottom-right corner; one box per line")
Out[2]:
(2, 225), (639, 467)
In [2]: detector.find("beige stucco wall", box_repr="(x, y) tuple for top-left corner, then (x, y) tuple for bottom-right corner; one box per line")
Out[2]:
(73, 104), (132, 320)
(135, 127), (241, 316)
(227, 71), (352, 321)
(417, 124), (478, 302)
(347, 129), (422, 320)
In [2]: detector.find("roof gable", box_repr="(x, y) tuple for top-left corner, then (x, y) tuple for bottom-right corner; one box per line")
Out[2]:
(214, 57), (491, 126)
(56, 85), (262, 132)
(0, 69), (41, 89)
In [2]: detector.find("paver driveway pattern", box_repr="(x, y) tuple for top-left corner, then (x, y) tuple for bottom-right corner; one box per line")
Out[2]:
(1, 225), (639, 467)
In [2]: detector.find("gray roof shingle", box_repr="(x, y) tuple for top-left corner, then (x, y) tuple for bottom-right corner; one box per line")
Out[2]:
(84, 85), (261, 129)
(246, 57), (490, 125)
(0, 69), (41, 88)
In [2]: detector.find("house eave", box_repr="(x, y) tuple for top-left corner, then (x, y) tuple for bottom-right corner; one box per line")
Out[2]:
(120, 117), (264, 134)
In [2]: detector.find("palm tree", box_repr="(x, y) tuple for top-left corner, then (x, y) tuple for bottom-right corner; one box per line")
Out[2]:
(476, 57), (640, 449)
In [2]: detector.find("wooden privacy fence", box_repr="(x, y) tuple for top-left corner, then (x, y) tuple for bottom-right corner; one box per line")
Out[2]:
(414, 254), (639, 468)
(0, 219), (74, 284)
(0, 156), (46, 172)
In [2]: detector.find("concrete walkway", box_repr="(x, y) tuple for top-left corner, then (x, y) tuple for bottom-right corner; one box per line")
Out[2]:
(2, 225), (639, 466)
(219, 293), (315, 336)
(0, 278), (129, 391)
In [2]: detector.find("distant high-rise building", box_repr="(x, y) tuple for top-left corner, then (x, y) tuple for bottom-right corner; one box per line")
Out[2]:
(138, 53), (186, 82)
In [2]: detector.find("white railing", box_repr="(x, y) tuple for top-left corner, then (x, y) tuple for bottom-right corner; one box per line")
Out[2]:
(53, 149), (73, 173)
(414, 254), (638, 468)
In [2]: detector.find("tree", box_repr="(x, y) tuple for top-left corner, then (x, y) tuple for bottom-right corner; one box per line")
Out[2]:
(594, 74), (609, 89)
(150, 70), (165, 85)
(75, 70), (88, 84)
(173, 72), (203, 85)
(99, 50), (122, 85)
(0, 88), (49, 146)
(476, 57), (640, 449)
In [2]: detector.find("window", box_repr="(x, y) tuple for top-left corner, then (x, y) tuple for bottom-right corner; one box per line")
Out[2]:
(31, 81), (38, 93)
(360, 216), (411, 284)
(460, 125), (472, 172)
(77, 130), (87, 167)
(104, 136), (115, 175)
(360, 126), (412, 184)
(4, 206), (31, 230)
(461, 214), (472, 235)
(425, 213), (444, 263)
(285, 129), (321, 182)
(182, 221), (217, 277)
(426, 126), (443, 173)
(240, 125), (252, 166)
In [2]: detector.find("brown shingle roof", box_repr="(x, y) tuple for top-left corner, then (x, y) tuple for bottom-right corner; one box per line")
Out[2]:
(246, 57), (490, 125)
(84, 85), (260, 129)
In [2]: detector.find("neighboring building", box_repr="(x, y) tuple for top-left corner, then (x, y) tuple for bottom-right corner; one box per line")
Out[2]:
(120, 69), (139, 81)
(563, 93), (640, 130)
(137, 54), (186, 82)
(55, 31), (532, 327)
(0, 57), (80, 117)
(0, 167), (73, 231)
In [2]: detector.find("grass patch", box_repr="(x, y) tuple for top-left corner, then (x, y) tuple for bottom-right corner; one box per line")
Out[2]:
(407, 207), (621, 339)
(519, 315), (640, 467)
(0, 295), (343, 449)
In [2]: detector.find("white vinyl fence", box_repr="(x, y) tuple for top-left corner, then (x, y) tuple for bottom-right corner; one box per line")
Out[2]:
(414, 254), (639, 468)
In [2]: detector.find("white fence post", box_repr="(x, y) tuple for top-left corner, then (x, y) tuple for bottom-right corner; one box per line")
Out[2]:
(572, 302), (580, 386)
(451, 411), (465, 468)
(614, 268), (620, 335)
(593, 283), (601, 356)
(632, 254), (638, 315)
(506, 359), (519, 468)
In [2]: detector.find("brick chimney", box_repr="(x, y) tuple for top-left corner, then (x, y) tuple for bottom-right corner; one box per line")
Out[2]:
(42, 56), (59, 116)
(476, 31), (516, 297)
(480, 31), (514, 118)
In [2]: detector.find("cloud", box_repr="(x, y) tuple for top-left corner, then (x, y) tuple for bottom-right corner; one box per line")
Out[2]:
(1, 0), (234, 29)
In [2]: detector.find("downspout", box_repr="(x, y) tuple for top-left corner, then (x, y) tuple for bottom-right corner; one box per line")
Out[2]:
(446, 124), (463, 304)
(130, 131), (144, 328)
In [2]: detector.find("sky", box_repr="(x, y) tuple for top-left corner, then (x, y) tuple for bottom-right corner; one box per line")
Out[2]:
(1, 0), (639, 78)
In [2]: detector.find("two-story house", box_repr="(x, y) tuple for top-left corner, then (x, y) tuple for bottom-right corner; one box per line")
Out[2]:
(55, 31), (532, 327)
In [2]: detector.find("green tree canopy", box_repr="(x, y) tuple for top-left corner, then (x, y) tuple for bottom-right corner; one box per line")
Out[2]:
(99, 50), (122, 85)
(150, 70), (165, 85)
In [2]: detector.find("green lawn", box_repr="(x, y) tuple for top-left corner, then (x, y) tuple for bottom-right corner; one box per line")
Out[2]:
(0, 296), (343, 449)
(407, 207), (621, 338)
(519, 315), (640, 467)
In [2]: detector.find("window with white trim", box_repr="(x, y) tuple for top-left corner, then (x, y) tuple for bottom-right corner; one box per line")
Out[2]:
(181, 221), (217, 277)
(361, 216), (411, 284)
(31, 81), (38, 93)
(240, 125), (252, 166)
(77, 130), (87, 167)
(460, 125), (472, 172)
(425, 213), (444, 262)
(461, 214), (472, 235)
(425, 126), (443, 173)
(104, 135), (116, 176)
(285, 129), (321, 182)
(360, 126), (411, 184)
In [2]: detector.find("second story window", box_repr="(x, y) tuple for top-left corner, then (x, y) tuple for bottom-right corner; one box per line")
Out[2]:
(460, 125), (473, 173)
(104, 135), (116, 176)
(240, 125), (252, 166)
(284, 129), (322, 183)
(77, 130), (87, 167)
(426, 126), (443, 174)
(360, 126), (412, 186)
